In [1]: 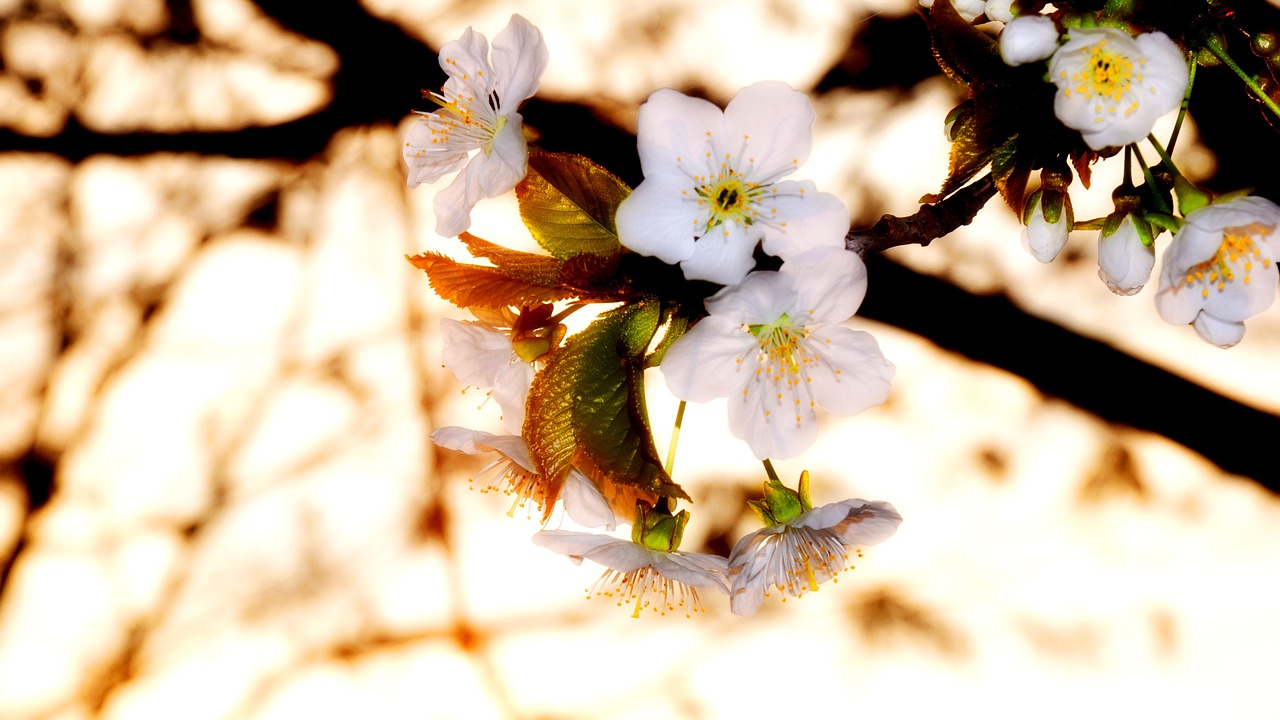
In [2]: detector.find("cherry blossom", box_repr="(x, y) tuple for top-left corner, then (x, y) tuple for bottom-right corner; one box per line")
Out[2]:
(614, 82), (849, 285)
(660, 246), (893, 460)
(1155, 196), (1280, 347)
(403, 14), (548, 236)
(1048, 27), (1188, 150)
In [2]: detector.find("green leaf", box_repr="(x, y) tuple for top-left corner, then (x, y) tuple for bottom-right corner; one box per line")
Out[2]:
(525, 300), (688, 500)
(517, 152), (630, 260)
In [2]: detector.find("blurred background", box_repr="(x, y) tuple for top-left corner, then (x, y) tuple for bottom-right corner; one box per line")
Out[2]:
(2, 0), (1280, 718)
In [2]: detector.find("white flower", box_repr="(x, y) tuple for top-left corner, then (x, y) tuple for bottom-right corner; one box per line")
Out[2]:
(532, 530), (730, 617)
(919, 0), (988, 22)
(1000, 15), (1059, 66)
(431, 426), (616, 529)
(660, 246), (894, 460)
(403, 14), (548, 237)
(728, 498), (902, 617)
(614, 82), (850, 285)
(1048, 27), (1189, 151)
(1021, 190), (1072, 263)
(985, 0), (1015, 23)
(1155, 196), (1280, 348)
(1098, 215), (1155, 295)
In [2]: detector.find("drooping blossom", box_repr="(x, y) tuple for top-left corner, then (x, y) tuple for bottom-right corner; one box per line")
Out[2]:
(1000, 15), (1059, 67)
(403, 14), (548, 236)
(1155, 195), (1280, 347)
(431, 426), (616, 530)
(660, 246), (894, 460)
(727, 472), (902, 616)
(440, 306), (564, 434)
(1098, 214), (1155, 295)
(533, 506), (730, 618)
(1048, 27), (1188, 150)
(614, 82), (850, 285)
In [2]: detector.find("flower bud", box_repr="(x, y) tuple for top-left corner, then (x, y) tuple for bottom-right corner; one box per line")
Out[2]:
(1098, 214), (1155, 295)
(1000, 15), (1059, 66)
(985, 0), (1015, 23)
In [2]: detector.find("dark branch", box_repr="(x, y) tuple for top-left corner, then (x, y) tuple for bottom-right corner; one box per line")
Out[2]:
(846, 174), (997, 258)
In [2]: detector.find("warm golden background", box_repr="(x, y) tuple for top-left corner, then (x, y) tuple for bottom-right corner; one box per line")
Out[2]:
(2, 1), (1280, 718)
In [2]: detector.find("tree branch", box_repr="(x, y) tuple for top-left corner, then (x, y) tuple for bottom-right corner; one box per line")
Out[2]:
(846, 174), (997, 258)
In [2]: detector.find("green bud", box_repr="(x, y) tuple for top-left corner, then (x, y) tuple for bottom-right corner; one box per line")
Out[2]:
(1252, 32), (1279, 57)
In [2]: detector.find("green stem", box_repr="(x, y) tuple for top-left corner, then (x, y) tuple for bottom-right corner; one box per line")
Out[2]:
(1145, 134), (1183, 181)
(1131, 144), (1171, 214)
(1205, 33), (1280, 122)
(1167, 55), (1195, 153)
(663, 400), (686, 477)
(761, 458), (781, 482)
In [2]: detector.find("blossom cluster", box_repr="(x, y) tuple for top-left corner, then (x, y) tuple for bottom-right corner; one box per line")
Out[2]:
(404, 15), (902, 618)
(922, 0), (1280, 347)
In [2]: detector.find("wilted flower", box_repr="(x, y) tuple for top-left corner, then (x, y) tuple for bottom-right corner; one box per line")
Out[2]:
(1048, 27), (1188, 150)
(1155, 195), (1280, 347)
(403, 14), (548, 236)
(614, 82), (849, 285)
(660, 246), (893, 460)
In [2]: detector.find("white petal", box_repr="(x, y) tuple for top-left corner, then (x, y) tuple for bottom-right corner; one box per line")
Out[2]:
(1154, 280), (1205, 326)
(432, 142), (526, 237)
(1020, 199), (1069, 263)
(1202, 261), (1278, 322)
(492, 360), (534, 434)
(429, 426), (498, 454)
(780, 246), (867, 323)
(1097, 219), (1154, 295)
(403, 117), (471, 187)
(634, 89), (725, 180)
(615, 175), (701, 265)
(659, 316), (759, 403)
(679, 221), (760, 285)
(805, 325), (895, 416)
(490, 14), (548, 106)
(439, 318), (513, 387)
(794, 499), (903, 546)
(438, 27), (492, 89)
(985, 0), (1015, 23)
(531, 530), (648, 570)
(561, 470), (617, 530)
(756, 183), (850, 262)
(703, 271), (799, 326)
(650, 551), (731, 593)
(1192, 312), (1246, 348)
(728, 369), (819, 460)
(722, 81), (815, 183)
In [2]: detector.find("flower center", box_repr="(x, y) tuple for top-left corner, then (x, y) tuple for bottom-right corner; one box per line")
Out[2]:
(743, 313), (824, 426)
(1181, 223), (1275, 299)
(696, 174), (759, 231)
(1081, 43), (1133, 99)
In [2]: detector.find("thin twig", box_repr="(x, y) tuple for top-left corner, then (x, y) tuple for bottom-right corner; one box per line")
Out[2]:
(845, 174), (997, 259)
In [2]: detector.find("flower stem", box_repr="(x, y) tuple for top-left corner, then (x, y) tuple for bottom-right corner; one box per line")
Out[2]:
(1145, 134), (1183, 181)
(1131, 144), (1171, 214)
(1204, 32), (1280, 123)
(1167, 54), (1196, 153)
(664, 400), (686, 477)
(762, 458), (781, 482)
